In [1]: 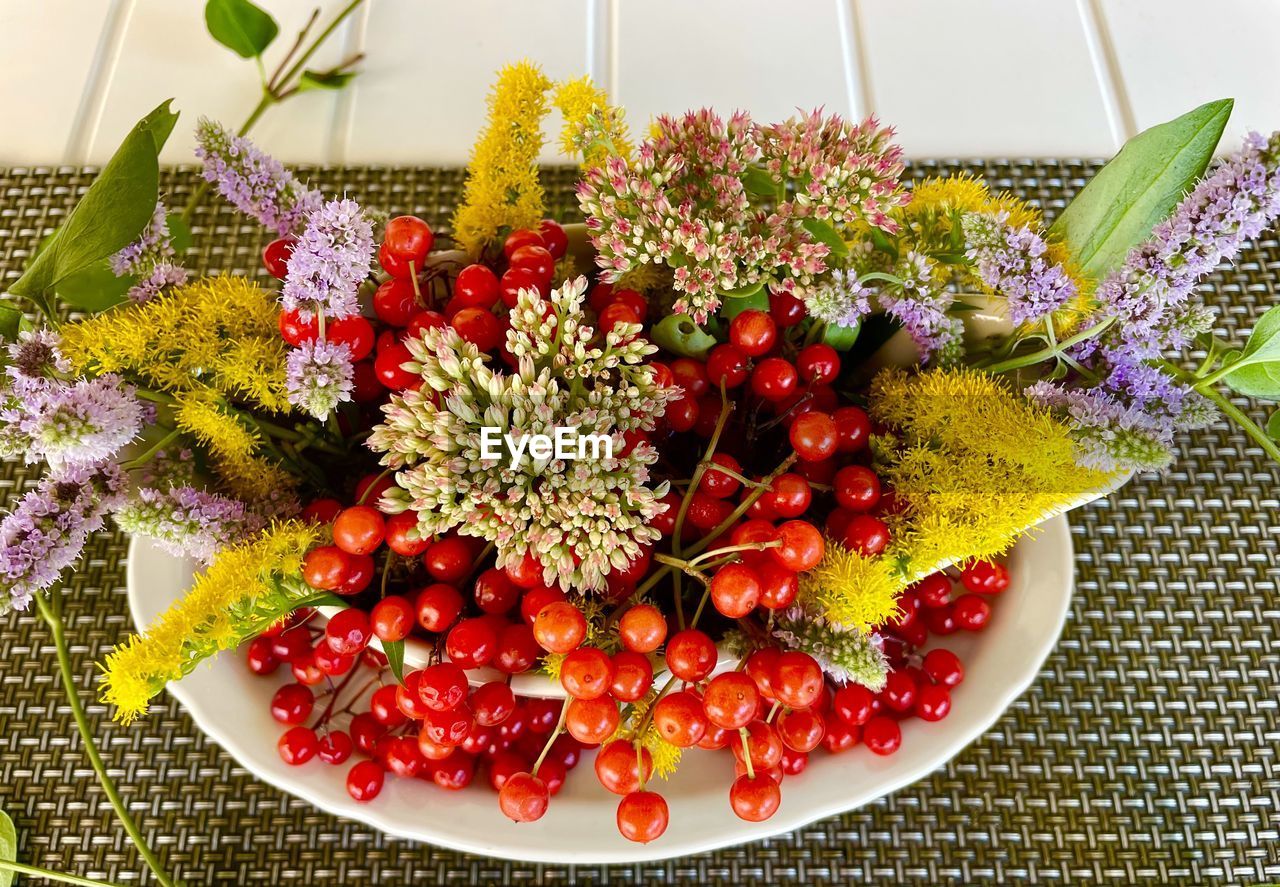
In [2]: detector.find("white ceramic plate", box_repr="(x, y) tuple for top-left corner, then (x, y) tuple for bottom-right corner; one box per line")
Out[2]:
(125, 515), (1074, 864)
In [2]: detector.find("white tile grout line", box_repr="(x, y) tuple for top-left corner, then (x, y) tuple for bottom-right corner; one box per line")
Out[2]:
(837, 0), (874, 120)
(1077, 0), (1136, 148)
(64, 0), (136, 166)
(604, 0), (620, 101)
(586, 0), (609, 89)
(327, 0), (372, 165)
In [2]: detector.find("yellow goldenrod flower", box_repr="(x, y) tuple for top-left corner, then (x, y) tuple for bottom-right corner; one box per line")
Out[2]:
(553, 75), (632, 170)
(99, 521), (322, 723)
(798, 539), (902, 633)
(870, 367), (1116, 578)
(60, 276), (291, 412)
(172, 388), (297, 507)
(452, 61), (553, 256)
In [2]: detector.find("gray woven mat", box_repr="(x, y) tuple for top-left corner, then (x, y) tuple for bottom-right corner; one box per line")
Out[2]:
(1, 162), (1277, 886)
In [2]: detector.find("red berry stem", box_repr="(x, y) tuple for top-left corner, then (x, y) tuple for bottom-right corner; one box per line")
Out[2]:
(530, 697), (571, 777)
(686, 452), (799, 557)
(312, 662), (366, 729)
(356, 468), (393, 505)
(737, 728), (756, 780)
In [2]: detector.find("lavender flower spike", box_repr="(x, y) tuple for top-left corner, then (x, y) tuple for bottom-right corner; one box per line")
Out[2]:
(286, 338), (355, 421)
(195, 118), (322, 236)
(0, 373), (145, 471)
(963, 211), (1077, 325)
(281, 198), (375, 321)
(114, 485), (264, 564)
(875, 251), (962, 365)
(0, 462), (125, 611)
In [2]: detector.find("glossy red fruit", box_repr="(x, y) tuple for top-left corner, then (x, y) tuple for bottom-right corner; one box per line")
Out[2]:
(504, 551), (544, 590)
(445, 618), (498, 669)
(503, 228), (544, 259)
(373, 278), (420, 327)
(769, 291), (806, 328)
(263, 236), (297, 279)
(278, 308), (318, 346)
(559, 646), (616, 700)
(317, 730), (353, 765)
(833, 464), (881, 512)
(832, 406), (871, 453)
(246, 636), (279, 675)
(270, 683), (313, 725)
(327, 315), (376, 361)
(664, 629), (717, 682)
(757, 560), (799, 610)
(953, 594), (992, 630)
(702, 672), (760, 730)
(706, 344), (750, 389)
(452, 307), (503, 352)
(961, 560), (1011, 594)
(595, 740), (654, 795)
(751, 357), (798, 401)
(777, 709), (826, 753)
(617, 791), (669, 843)
(789, 411), (839, 462)
(598, 301), (642, 334)
(772, 651), (824, 710)
(333, 505), (385, 556)
(519, 585), (566, 626)
(651, 691), (708, 748)
(473, 568), (519, 616)
(418, 662), (469, 712)
(533, 601), (587, 653)
(416, 582), (464, 632)
(923, 648), (964, 687)
(509, 244), (556, 281)
(770, 521), (824, 572)
(374, 342), (419, 390)
(863, 715), (902, 756)
(325, 607), (371, 655)
(500, 266), (551, 307)
(381, 216), (434, 277)
(880, 670), (918, 713)
(609, 650), (654, 703)
(728, 309), (777, 357)
(538, 219), (569, 259)
(916, 683), (952, 721)
(619, 604), (667, 653)
(730, 773), (782, 822)
(709, 562), (762, 619)
(346, 760), (385, 801)
(278, 726), (319, 765)
(383, 511), (429, 557)
(454, 264), (501, 310)
(914, 573), (952, 609)
(838, 514), (890, 556)
(796, 343), (840, 385)
(744, 647), (781, 699)
(424, 536), (473, 584)
(494, 622), (541, 674)
(565, 696), (620, 745)
(499, 772), (549, 822)
(833, 683), (874, 727)
(472, 681), (517, 727)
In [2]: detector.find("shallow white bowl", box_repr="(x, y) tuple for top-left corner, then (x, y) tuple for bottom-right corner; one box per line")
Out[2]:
(125, 515), (1074, 864)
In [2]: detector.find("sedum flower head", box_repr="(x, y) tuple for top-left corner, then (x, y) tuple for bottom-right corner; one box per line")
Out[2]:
(195, 118), (321, 236)
(452, 61), (553, 256)
(281, 198), (375, 321)
(369, 276), (679, 592)
(99, 520), (322, 723)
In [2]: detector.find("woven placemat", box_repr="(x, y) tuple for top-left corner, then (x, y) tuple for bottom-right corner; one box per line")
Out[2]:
(1, 162), (1277, 886)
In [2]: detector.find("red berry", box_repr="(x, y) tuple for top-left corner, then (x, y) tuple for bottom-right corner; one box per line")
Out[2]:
(499, 772), (550, 822)
(317, 730), (353, 765)
(796, 343), (840, 385)
(383, 512), (429, 557)
(246, 637), (279, 675)
(730, 773), (781, 822)
(757, 560), (799, 610)
(381, 216), (434, 277)
(565, 696), (620, 745)
(494, 622), (541, 674)
(595, 740), (653, 795)
(533, 601), (587, 654)
(407, 309), (448, 339)
(327, 315), (375, 361)
(431, 749), (477, 790)
(702, 672), (760, 730)
(699, 453), (742, 499)
(500, 266), (551, 307)
(914, 573), (952, 609)
(373, 278), (420, 327)
(916, 684), (952, 721)
(538, 219), (569, 259)
(325, 608), (371, 655)
(772, 651), (823, 709)
(374, 343), (419, 390)
(863, 715), (902, 755)
(424, 536), (472, 584)
(504, 551), (543, 590)
(454, 264), (501, 310)
(509, 244), (556, 281)
(263, 236), (297, 279)
(560, 646), (616, 700)
(961, 560), (1011, 594)
(609, 650), (654, 702)
(277, 726), (319, 765)
(445, 618), (499, 669)
(923, 648), (964, 687)
(619, 604), (667, 654)
(709, 563), (762, 619)
(671, 358), (710, 398)
(451, 307), (503, 351)
(834, 465), (881, 512)
(617, 791), (669, 843)
(838, 514), (890, 556)
(664, 629), (717, 683)
(418, 662), (469, 712)
(369, 684), (407, 727)
(333, 506), (385, 556)
(832, 406), (871, 453)
(473, 568), (519, 615)
(337, 554), (375, 595)
(472, 681), (517, 727)
(789, 411), (838, 462)
(728, 309), (778, 357)
(278, 308), (318, 347)
(270, 683), (313, 725)
(503, 228), (544, 259)
(770, 520), (824, 572)
(880, 670), (918, 713)
(751, 357), (799, 401)
(777, 709), (826, 753)
(767, 473), (812, 518)
(652, 691), (708, 748)
(346, 760), (385, 801)
(519, 585), (565, 627)
(706, 344), (750, 389)
(953, 594), (992, 630)
(769, 291), (806, 328)
(822, 719), (860, 754)
(925, 603), (958, 636)
(416, 582), (463, 633)
(744, 648), (780, 699)
(609, 289), (648, 322)
(598, 301), (641, 334)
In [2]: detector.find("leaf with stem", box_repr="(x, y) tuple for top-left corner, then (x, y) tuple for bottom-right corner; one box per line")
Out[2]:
(204, 0), (279, 58)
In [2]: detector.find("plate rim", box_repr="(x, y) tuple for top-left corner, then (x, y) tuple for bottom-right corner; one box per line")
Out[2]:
(124, 516), (1074, 864)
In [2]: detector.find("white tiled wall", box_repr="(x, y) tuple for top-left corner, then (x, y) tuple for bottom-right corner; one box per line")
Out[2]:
(0, 0), (1275, 165)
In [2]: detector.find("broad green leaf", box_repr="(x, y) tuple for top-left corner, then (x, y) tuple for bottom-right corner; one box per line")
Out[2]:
(8, 101), (178, 304)
(742, 166), (778, 199)
(56, 261), (132, 312)
(0, 803), (15, 887)
(1050, 98), (1232, 280)
(205, 0), (278, 58)
(721, 281), (764, 300)
(298, 68), (358, 93)
(652, 314), (717, 360)
(821, 321), (860, 351)
(1267, 410), (1280, 441)
(949, 301), (984, 313)
(167, 214), (193, 254)
(0, 304), (23, 343)
(800, 218), (848, 258)
(720, 286), (769, 320)
(382, 638), (406, 684)
(1224, 305), (1280, 399)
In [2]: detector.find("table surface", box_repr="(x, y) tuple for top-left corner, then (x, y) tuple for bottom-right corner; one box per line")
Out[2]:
(2, 0), (1279, 166)
(0, 162), (1277, 886)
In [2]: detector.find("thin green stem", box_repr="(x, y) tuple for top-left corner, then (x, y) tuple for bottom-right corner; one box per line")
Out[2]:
(34, 593), (179, 887)
(120, 428), (180, 471)
(0, 858), (128, 887)
(981, 316), (1117, 375)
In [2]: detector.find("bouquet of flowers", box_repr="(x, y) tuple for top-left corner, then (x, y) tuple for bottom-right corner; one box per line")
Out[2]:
(3, 0), (1280, 879)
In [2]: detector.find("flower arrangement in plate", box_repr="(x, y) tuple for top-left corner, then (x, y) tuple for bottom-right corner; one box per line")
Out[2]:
(4, 1), (1280, 881)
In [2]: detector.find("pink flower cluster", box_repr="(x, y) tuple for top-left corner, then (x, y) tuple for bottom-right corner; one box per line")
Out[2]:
(576, 109), (907, 322)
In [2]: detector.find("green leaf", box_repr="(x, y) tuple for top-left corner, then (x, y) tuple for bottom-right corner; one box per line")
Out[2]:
(1224, 305), (1280, 399)
(8, 101), (178, 304)
(1050, 98), (1232, 280)
(720, 286), (769, 320)
(652, 314), (717, 360)
(742, 166), (778, 199)
(298, 68), (358, 93)
(382, 638), (406, 685)
(55, 261), (132, 311)
(0, 803), (16, 887)
(0, 303), (23, 344)
(949, 301), (984, 313)
(721, 281), (764, 300)
(821, 321), (861, 351)
(204, 0), (278, 58)
(1267, 410), (1280, 441)
(167, 214), (193, 254)
(800, 218), (849, 258)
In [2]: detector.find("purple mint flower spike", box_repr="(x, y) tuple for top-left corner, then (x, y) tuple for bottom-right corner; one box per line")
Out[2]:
(286, 338), (355, 421)
(195, 118), (322, 236)
(963, 211), (1077, 326)
(113, 485), (264, 564)
(281, 198), (375, 322)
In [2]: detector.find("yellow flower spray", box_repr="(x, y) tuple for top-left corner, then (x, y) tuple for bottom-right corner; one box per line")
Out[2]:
(99, 521), (323, 724)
